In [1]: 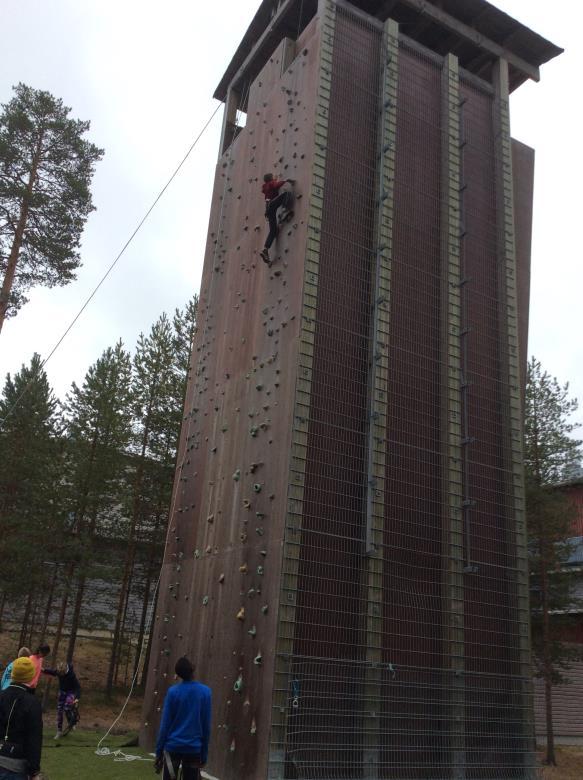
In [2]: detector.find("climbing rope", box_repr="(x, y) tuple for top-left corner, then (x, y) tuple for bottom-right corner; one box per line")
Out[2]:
(96, 87), (249, 763)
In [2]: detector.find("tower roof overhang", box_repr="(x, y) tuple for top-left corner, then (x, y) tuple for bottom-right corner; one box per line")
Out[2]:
(214, 0), (563, 103)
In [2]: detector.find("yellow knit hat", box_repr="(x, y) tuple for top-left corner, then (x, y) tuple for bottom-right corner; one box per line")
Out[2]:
(11, 657), (35, 685)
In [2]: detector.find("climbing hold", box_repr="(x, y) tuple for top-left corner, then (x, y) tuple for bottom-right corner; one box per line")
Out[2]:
(256, 511), (265, 519)
(239, 563), (248, 573)
(240, 531), (247, 543)
(250, 718), (257, 735)
(254, 652), (262, 666)
(233, 469), (241, 481)
(233, 674), (243, 693)
(207, 514), (214, 524)
(202, 596), (209, 606)
(219, 573), (225, 583)
(194, 549), (201, 559)
(248, 625), (257, 637)
(260, 549), (267, 557)
(230, 738), (236, 752)
(257, 566), (264, 576)
(253, 484), (262, 493)
(237, 607), (245, 621)
(256, 527), (264, 536)
(250, 426), (258, 437)
(243, 499), (251, 510)
(261, 605), (268, 614)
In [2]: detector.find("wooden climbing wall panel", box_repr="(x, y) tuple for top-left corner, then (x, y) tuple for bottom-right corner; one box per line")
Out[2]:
(141, 13), (324, 780)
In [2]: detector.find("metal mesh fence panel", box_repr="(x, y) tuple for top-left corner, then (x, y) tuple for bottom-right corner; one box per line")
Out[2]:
(272, 6), (534, 779)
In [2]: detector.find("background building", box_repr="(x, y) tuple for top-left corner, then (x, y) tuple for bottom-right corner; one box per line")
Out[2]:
(142, 1), (561, 777)
(533, 476), (583, 744)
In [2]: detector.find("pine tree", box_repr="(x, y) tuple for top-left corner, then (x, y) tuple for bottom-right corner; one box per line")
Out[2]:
(0, 354), (64, 638)
(60, 341), (133, 661)
(106, 314), (178, 695)
(0, 83), (103, 331)
(525, 357), (583, 765)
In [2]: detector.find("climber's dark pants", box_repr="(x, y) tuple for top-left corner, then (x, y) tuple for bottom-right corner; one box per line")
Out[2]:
(264, 191), (291, 249)
(163, 751), (202, 780)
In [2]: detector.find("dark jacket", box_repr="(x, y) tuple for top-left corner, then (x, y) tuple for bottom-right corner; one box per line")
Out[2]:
(0, 683), (43, 775)
(43, 663), (81, 697)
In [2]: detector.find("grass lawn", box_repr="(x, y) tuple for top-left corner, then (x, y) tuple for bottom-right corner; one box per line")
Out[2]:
(41, 729), (154, 780)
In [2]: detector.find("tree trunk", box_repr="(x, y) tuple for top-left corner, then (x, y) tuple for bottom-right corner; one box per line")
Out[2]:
(18, 588), (34, 648)
(544, 675), (556, 766)
(43, 563), (74, 710)
(133, 526), (159, 684)
(114, 549), (137, 687)
(66, 571), (87, 661)
(541, 558), (557, 765)
(0, 132), (44, 333)
(140, 582), (159, 689)
(0, 592), (6, 631)
(106, 412), (153, 696)
(39, 565), (59, 641)
(26, 592), (40, 648)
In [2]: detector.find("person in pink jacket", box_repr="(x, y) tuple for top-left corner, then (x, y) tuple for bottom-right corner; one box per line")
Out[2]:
(28, 644), (50, 691)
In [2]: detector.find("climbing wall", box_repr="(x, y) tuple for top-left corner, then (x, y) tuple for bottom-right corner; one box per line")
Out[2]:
(141, 14), (324, 780)
(143, 2), (537, 779)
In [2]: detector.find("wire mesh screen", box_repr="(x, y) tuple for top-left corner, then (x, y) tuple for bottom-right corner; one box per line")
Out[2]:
(285, 8), (382, 777)
(272, 5), (534, 779)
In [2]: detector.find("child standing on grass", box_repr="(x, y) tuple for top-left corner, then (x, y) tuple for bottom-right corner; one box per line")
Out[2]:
(42, 661), (81, 739)
(0, 648), (30, 692)
(27, 645), (50, 693)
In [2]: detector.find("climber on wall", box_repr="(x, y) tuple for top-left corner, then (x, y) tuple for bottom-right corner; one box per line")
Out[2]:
(259, 173), (295, 265)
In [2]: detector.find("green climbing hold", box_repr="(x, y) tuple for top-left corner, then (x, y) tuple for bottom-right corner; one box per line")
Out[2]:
(202, 596), (209, 606)
(257, 566), (264, 576)
(261, 605), (268, 614)
(234, 674), (243, 693)
(233, 469), (241, 481)
(254, 652), (263, 666)
(253, 484), (262, 493)
(248, 625), (257, 637)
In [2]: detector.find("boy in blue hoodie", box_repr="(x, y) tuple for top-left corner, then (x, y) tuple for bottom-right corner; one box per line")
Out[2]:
(155, 657), (211, 780)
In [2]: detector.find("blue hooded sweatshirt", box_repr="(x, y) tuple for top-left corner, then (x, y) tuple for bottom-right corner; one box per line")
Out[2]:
(156, 680), (211, 763)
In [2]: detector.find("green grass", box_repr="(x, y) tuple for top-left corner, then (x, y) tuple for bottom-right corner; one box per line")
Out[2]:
(41, 729), (155, 779)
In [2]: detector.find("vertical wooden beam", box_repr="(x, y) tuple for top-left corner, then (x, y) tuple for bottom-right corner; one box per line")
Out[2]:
(219, 86), (241, 158)
(362, 17), (398, 780)
(493, 57), (536, 776)
(440, 51), (466, 778)
(267, 4), (337, 777)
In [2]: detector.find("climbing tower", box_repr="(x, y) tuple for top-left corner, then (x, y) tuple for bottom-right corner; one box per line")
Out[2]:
(142, 1), (562, 778)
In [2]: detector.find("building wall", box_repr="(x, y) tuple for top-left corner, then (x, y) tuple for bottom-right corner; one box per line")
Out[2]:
(143, 3), (536, 778)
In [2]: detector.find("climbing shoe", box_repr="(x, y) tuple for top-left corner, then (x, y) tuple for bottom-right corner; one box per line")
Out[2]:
(260, 248), (270, 264)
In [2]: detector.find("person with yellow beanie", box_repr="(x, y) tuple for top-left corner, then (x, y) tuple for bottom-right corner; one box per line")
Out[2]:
(0, 657), (44, 779)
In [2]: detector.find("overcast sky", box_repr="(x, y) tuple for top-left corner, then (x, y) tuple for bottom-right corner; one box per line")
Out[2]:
(0, 0), (581, 425)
